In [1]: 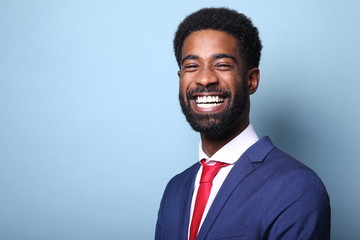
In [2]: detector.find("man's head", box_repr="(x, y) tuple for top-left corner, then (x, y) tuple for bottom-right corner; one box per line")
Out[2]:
(174, 7), (262, 71)
(175, 8), (262, 137)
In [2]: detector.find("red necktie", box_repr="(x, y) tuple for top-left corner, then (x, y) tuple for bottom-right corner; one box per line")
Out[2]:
(189, 159), (229, 240)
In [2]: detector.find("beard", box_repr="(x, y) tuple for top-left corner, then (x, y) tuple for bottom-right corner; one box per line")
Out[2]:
(179, 84), (248, 135)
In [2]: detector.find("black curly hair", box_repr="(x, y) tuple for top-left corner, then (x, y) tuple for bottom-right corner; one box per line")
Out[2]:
(173, 7), (262, 70)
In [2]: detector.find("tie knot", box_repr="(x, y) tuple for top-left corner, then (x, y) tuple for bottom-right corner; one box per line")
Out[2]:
(200, 159), (229, 183)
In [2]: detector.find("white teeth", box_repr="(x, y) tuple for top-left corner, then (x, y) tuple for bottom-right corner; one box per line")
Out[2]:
(195, 96), (224, 104)
(197, 103), (222, 108)
(195, 96), (225, 108)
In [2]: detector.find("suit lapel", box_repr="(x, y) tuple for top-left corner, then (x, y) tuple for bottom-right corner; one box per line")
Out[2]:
(196, 136), (275, 239)
(178, 163), (200, 240)
(196, 154), (255, 239)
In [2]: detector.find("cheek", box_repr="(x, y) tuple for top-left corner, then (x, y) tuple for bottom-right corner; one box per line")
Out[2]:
(178, 82), (188, 102)
(179, 77), (191, 95)
(227, 76), (244, 93)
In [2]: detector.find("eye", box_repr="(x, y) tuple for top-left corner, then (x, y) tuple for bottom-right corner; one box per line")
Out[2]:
(185, 64), (198, 68)
(217, 64), (231, 67)
(215, 63), (232, 70)
(182, 64), (199, 72)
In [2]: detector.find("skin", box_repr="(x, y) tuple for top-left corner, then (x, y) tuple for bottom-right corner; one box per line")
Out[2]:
(178, 30), (260, 157)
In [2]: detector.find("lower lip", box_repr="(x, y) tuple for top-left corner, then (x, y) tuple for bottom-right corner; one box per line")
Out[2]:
(190, 99), (228, 113)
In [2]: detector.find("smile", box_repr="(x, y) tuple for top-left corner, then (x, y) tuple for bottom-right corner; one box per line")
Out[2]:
(195, 95), (225, 108)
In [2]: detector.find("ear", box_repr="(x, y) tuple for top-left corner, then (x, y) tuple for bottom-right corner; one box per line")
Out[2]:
(247, 68), (260, 95)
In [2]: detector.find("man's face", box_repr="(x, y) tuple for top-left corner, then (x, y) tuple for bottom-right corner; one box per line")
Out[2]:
(178, 29), (250, 135)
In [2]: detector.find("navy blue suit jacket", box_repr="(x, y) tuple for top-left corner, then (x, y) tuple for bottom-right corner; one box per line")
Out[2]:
(155, 137), (330, 240)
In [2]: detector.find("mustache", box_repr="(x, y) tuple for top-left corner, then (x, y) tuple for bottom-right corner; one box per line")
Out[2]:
(186, 86), (231, 99)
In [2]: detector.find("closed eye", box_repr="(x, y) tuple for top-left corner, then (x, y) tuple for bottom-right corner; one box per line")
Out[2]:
(185, 64), (198, 68)
(183, 64), (199, 72)
(215, 63), (232, 70)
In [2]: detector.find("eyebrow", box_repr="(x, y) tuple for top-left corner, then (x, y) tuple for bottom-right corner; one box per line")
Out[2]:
(181, 53), (238, 65)
(181, 55), (199, 65)
(214, 53), (238, 63)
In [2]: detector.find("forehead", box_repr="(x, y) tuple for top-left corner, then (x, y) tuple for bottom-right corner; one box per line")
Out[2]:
(181, 29), (240, 60)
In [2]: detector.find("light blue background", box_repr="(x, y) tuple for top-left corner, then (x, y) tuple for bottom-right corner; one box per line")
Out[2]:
(1, 0), (359, 239)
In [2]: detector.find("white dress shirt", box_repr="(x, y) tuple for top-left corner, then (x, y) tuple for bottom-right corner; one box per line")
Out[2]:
(188, 124), (259, 237)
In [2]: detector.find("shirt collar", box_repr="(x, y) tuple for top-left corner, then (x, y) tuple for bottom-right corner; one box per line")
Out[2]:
(198, 124), (259, 165)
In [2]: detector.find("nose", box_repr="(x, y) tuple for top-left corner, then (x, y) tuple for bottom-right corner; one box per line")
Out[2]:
(195, 67), (219, 87)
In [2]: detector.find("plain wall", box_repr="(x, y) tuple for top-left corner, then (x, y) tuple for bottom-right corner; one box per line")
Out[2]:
(1, 0), (359, 239)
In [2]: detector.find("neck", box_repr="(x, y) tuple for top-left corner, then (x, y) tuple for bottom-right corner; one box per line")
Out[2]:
(200, 118), (249, 158)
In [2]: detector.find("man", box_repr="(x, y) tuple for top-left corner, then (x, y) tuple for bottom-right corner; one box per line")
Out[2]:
(155, 7), (330, 240)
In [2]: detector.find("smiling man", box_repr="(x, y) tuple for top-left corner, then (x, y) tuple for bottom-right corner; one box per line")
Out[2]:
(155, 7), (330, 240)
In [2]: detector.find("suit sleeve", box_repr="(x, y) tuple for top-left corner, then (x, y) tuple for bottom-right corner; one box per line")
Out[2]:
(261, 167), (331, 240)
(154, 174), (185, 240)
(155, 178), (171, 240)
